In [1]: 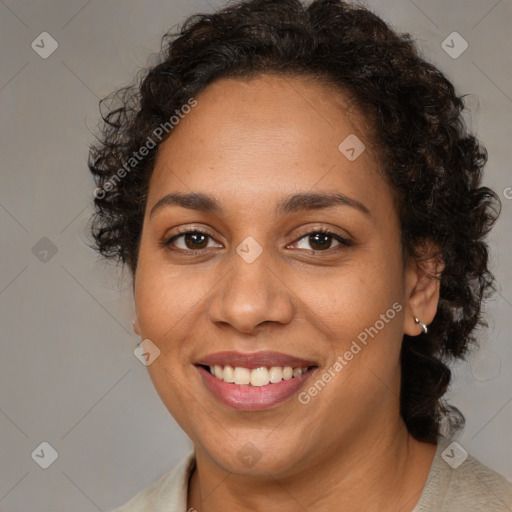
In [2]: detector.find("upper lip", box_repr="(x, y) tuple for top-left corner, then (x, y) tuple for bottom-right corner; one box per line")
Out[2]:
(195, 351), (317, 370)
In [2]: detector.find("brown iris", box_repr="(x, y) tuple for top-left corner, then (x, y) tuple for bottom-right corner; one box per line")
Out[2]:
(184, 232), (209, 250)
(308, 232), (333, 251)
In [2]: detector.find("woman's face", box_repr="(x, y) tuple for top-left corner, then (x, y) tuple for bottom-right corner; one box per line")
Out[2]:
(133, 74), (424, 476)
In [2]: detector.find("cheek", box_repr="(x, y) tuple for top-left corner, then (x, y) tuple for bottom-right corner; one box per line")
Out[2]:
(133, 264), (203, 423)
(298, 270), (405, 417)
(300, 258), (402, 335)
(300, 253), (405, 390)
(134, 261), (198, 344)
(134, 232), (204, 329)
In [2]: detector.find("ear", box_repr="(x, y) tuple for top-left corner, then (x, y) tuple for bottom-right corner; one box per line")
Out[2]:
(403, 239), (445, 336)
(133, 317), (141, 336)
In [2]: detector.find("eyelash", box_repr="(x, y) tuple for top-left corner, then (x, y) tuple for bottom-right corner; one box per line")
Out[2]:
(162, 227), (353, 254)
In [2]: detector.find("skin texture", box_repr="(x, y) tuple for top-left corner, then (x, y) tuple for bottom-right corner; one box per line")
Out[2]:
(133, 74), (443, 512)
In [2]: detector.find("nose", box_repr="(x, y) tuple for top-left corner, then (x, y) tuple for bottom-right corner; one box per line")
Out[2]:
(207, 246), (295, 334)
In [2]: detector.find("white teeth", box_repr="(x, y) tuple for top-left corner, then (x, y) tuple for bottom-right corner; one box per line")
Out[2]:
(269, 366), (283, 383)
(283, 367), (293, 380)
(223, 365), (235, 383)
(250, 367), (270, 387)
(292, 367), (303, 377)
(233, 367), (251, 385)
(208, 365), (311, 385)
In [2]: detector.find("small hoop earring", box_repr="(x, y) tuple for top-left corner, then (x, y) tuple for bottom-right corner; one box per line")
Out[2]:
(414, 317), (428, 335)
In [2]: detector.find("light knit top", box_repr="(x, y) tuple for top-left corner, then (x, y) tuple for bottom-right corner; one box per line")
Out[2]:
(112, 435), (512, 511)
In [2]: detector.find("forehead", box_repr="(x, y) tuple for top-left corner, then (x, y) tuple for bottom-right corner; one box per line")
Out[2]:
(149, 73), (389, 216)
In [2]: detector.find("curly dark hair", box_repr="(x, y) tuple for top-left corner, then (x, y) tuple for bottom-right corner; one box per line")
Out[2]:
(88, 0), (501, 443)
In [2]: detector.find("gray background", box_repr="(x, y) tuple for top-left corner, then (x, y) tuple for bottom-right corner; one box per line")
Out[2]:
(0, 0), (511, 510)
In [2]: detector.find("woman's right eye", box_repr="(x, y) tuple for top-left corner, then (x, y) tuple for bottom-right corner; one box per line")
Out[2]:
(164, 230), (222, 252)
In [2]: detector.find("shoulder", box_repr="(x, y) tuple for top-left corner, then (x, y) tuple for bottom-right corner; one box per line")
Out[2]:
(447, 452), (512, 511)
(111, 451), (196, 512)
(414, 436), (512, 512)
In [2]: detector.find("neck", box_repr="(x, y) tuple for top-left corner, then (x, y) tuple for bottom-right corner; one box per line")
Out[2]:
(188, 422), (437, 512)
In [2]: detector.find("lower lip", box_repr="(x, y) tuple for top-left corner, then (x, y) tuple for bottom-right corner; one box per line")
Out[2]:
(196, 366), (317, 411)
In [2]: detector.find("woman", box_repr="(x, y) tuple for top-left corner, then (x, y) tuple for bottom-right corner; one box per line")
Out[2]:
(88, 0), (511, 510)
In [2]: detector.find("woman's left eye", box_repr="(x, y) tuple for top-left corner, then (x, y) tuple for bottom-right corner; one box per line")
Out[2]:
(290, 231), (352, 251)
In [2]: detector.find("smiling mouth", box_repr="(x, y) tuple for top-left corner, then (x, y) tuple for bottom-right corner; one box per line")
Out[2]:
(198, 364), (318, 386)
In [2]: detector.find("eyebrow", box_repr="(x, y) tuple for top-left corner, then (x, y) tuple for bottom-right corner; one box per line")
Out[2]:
(149, 191), (370, 219)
